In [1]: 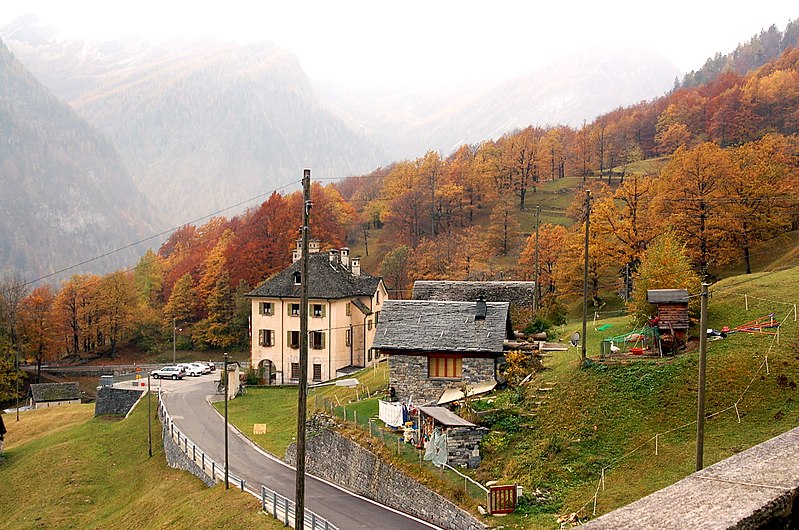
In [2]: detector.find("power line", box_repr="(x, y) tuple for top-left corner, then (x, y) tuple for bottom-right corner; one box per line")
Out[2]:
(10, 180), (302, 291)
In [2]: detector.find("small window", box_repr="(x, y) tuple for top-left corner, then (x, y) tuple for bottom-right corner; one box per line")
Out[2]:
(312, 363), (322, 382)
(293, 272), (301, 285)
(258, 329), (274, 347)
(374, 311), (379, 325)
(428, 355), (462, 379)
(376, 290), (380, 304)
(259, 302), (274, 315)
(310, 331), (325, 350)
(312, 304), (325, 318)
(287, 330), (300, 349)
(290, 362), (300, 380)
(346, 302), (351, 316)
(288, 303), (301, 316)
(367, 348), (372, 362)
(367, 319), (372, 330)
(345, 329), (351, 347)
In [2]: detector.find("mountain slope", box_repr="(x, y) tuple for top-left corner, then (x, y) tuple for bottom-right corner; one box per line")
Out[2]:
(319, 48), (680, 159)
(0, 39), (160, 279)
(2, 18), (387, 224)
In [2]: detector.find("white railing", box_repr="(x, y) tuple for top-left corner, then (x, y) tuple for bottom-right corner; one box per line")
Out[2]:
(158, 396), (337, 530)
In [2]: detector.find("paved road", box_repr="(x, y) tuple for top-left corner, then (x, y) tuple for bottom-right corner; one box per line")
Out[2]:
(159, 376), (435, 529)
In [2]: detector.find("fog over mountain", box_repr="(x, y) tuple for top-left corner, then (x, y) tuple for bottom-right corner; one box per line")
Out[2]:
(0, 38), (160, 279)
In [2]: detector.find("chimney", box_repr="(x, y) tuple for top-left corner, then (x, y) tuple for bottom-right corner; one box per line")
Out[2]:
(292, 239), (302, 263)
(351, 257), (361, 277)
(309, 239), (321, 254)
(340, 247), (350, 269)
(475, 298), (487, 321)
(328, 249), (340, 265)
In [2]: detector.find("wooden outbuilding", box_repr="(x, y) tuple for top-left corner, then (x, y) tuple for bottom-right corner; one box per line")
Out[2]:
(647, 289), (690, 350)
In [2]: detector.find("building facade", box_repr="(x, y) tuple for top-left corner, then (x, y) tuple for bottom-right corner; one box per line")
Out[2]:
(247, 241), (387, 384)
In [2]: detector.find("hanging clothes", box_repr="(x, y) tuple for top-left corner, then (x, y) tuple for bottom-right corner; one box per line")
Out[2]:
(379, 399), (405, 428)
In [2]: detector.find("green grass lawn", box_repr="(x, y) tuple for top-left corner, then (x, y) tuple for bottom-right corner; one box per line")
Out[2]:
(0, 401), (281, 529)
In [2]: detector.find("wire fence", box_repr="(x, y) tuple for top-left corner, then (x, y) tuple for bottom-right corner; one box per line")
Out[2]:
(312, 394), (490, 503)
(158, 395), (337, 530)
(573, 293), (797, 520)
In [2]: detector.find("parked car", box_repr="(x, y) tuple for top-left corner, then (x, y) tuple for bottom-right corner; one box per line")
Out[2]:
(190, 362), (211, 375)
(203, 361), (216, 372)
(151, 366), (185, 380)
(178, 363), (204, 377)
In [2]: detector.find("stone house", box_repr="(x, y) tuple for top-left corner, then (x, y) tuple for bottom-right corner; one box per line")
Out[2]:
(372, 299), (513, 405)
(28, 382), (81, 409)
(412, 280), (535, 312)
(247, 240), (387, 385)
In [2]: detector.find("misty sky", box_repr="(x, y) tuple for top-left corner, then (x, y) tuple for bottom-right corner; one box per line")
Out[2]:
(1, 1), (797, 89)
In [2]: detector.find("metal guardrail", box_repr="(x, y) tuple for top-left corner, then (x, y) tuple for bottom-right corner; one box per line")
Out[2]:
(158, 395), (336, 530)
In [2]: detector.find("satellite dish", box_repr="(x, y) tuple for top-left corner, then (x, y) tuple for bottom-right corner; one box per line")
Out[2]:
(570, 332), (581, 347)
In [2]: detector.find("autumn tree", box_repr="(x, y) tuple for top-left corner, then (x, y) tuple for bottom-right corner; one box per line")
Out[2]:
(0, 273), (29, 357)
(627, 232), (701, 324)
(656, 143), (735, 277)
(726, 134), (797, 273)
(133, 249), (164, 308)
(497, 127), (543, 210)
(518, 223), (568, 304)
(380, 245), (412, 299)
(19, 285), (57, 381)
(486, 197), (520, 256)
(163, 273), (198, 328)
(97, 272), (137, 358)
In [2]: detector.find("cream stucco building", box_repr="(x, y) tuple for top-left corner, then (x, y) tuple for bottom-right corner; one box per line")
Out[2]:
(247, 240), (387, 384)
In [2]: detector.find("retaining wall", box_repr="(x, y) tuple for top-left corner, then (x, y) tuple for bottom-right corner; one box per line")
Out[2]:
(162, 423), (215, 487)
(94, 387), (144, 416)
(583, 426), (799, 529)
(286, 427), (486, 530)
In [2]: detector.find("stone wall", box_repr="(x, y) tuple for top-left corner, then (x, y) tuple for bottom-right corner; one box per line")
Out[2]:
(389, 354), (497, 405)
(162, 422), (215, 488)
(583, 426), (799, 529)
(94, 387), (144, 416)
(286, 428), (486, 530)
(447, 426), (489, 468)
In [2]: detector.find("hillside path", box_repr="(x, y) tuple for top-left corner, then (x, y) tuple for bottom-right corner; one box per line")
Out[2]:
(159, 377), (434, 529)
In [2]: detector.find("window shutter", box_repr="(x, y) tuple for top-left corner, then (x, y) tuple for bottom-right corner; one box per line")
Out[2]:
(321, 332), (326, 349)
(287, 304), (292, 316)
(287, 330), (291, 345)
(321, 304), (326, 318)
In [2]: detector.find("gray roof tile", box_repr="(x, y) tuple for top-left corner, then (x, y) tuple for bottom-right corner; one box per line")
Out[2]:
(246, 253), (382, 300)
(30, 382), (80, 402)
(372, 300), (512, 354)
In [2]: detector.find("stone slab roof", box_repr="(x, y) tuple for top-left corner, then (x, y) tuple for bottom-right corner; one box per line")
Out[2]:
(247, 253), (382, 300)
(647, 289), (689, 304)
(30, 382), (80, 402)
(372, 300), (512, 354)
(419, 406), (476, 427)
(412, 280), (535, 308)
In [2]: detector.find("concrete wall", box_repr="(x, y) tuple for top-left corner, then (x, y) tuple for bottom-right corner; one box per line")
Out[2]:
(285, 427), (486, 530)
(32, 399), (81, 409)
(389, 354), (497, 405)
(94, 387), (143, 416)
(583, 426), (799, 529)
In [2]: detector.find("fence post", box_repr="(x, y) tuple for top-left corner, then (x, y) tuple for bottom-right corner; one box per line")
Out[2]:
(261, 485), (266, 512)
(272, 490), (277, 517)
(311, 512), (316, 529)
(202, 453), (205, 470)
(284, 496), (290, 525)
(212, 461), (215, 478)
(354, 410), (357, 425)
(240, 478), (245, 491)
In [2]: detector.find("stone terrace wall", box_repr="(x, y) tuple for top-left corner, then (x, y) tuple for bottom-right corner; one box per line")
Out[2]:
(162, 423), (215, 488)
(286, 428), (486, 530)
(389, 354), (496, 405)
(583, 426), (799, 529)
(94, 387), (143, 416)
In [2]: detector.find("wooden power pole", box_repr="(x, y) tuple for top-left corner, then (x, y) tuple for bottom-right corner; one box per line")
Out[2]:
(696, 282), (709, 470)
(581, 190), (591, 363)
(295, 169), (312, 528)
(534, 205), (540, 314)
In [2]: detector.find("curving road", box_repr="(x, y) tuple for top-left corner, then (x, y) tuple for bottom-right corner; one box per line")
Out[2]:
(158, 376), (435, 529)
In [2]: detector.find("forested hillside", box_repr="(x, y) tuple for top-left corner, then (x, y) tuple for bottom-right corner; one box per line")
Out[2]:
(0, 40), (160, 279)
(2, 17), (386, 224)
(2, 19), (799, 376)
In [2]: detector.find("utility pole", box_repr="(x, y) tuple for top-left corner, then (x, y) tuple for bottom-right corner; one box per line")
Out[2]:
(581, 190), (591, 363)
(172, 317), (176, 364)
(295, 169), (312, 529)
(696, 283), (709, 470)
(15, 348), (19, 422)
(147, 373), (153, 458)
(224, 352), (229, 489)
(534, 205), (540, 314)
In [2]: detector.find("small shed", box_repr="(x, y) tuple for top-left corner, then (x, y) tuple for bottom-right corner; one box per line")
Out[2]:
(419, 406), (488, 468)
(29, 383), (81, 409)
(647, 289), (690, 349)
